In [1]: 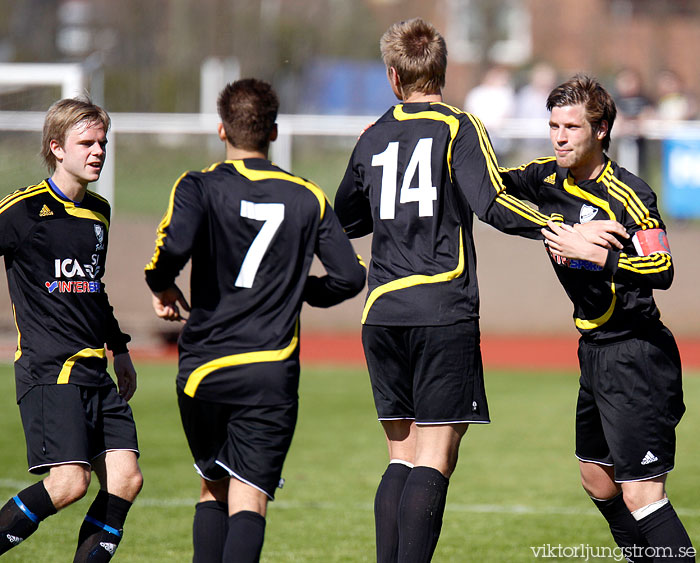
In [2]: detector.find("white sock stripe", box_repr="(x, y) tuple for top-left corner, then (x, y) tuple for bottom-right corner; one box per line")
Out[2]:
(631, 497), (669, 521)
(389, 459), (414, 468)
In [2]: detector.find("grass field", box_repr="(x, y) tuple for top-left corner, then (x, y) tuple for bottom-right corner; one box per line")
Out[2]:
(0, 362), (698, 562)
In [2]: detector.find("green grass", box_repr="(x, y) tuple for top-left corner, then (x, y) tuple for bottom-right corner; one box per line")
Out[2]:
(0, 363), (698, 561)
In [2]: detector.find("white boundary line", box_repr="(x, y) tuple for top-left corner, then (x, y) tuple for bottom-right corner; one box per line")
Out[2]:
(2, 479), (699, 516)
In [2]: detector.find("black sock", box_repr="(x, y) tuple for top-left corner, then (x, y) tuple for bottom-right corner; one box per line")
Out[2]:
(397, 466), (449, 563)
(375, 462), (411, 563)
(636, 501), (695, 562)
(222, 510), (266, 563)
(193, 500), (228, 563)
(591, 494), (651, 562)
(73, 490), (132, 562)
(0, 481), (56, 554)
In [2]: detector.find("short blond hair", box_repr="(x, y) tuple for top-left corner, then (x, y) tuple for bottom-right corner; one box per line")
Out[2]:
(380, 18), (447, 98)
(42, 97), (111, 172)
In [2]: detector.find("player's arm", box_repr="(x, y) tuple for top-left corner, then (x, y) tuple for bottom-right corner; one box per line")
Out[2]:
(453, 116), (554, 239)
(303, 203), (366, 308)
(334, 148), (373, 238)
(500, 161), (628, 249)
(145, 173), (204, 305)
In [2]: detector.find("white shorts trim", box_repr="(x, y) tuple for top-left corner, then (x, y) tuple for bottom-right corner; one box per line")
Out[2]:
(416, 420), (490, 426)
(575, 455), (614, 467)
(215, 460), (274, 501)
(28, 459), (91, 473)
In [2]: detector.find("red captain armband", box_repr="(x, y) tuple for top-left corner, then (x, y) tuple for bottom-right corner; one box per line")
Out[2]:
(632, 228), (671, 256)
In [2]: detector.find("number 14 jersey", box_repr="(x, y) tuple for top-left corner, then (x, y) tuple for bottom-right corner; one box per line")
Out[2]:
(335, 102), (552, 326)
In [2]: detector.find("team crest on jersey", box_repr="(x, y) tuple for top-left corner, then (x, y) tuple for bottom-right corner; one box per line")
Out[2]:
(579, 204), (598, 223)
(94, 224), (105, 250)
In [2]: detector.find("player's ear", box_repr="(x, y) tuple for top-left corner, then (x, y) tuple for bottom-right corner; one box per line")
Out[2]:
(596, 120), (609, 141)
(49, 139), (64, 161)
(217, 123), (227, 142)
(270, 123), (278, 142)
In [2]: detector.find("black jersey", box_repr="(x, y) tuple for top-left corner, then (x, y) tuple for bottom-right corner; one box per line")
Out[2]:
(145, 159), (365, 403)
(500, 157), (672, 342)
(335, 102), (552, 326)
(0, 180), (130, 401)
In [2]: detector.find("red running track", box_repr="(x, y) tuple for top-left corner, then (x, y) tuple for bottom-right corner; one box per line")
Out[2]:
(296, 332), (700, 371)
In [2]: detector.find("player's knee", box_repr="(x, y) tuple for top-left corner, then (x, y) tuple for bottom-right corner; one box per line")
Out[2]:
(119, 467), (144, 501)
(46, 467), (91, 506)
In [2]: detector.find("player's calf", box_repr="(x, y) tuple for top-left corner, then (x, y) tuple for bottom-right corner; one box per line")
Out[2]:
(0, 481), (57, 554)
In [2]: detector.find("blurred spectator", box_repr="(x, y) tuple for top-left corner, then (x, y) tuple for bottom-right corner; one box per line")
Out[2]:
(655, 69), (697, 120)
(612, 67), (653, 176)
(513, 62), (558, 161)
(613, 67), (654, 135)
(514, 62), (557, 120)
(464, 65), (515, 155)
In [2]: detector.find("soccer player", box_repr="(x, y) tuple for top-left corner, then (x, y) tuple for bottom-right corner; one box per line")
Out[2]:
(334, 18), (562, 563)
(145, 78), (366, 563)
(500, 74), (694, 561)
(0, 98), (143, 561)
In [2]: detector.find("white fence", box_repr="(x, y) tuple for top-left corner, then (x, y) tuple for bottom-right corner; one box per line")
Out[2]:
(1, 110), (700, 204)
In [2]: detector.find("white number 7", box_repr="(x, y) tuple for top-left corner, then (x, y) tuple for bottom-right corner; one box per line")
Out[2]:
(235, 200), (285, 288)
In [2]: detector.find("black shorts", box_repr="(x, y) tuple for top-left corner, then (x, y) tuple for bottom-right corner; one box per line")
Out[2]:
(177, 388), (298, 500)
(575, 326), (685, 482)
(361, 321), (489, 424)
(18, 384), (139, 474)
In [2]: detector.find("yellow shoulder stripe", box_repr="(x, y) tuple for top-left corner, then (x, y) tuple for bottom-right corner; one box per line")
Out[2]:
(231, 160), (327, 220)
(393, 105), (459, 178)
(46, 188), (110, 228)
(0, 184), (49, 215)
(183, 321), (299, 397)
(599, 167), (658, 229)
(361, 228), (464, 324)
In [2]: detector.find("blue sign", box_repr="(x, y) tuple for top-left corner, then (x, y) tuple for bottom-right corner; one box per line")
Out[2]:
(663, 138), (700, 219)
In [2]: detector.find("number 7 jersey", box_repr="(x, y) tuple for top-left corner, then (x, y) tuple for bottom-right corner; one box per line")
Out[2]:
(335, 102), (552, 326)
(145, 158), (365, 402)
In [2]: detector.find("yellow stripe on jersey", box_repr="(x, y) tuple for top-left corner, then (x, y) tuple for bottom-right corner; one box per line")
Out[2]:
(599, 165), (659, 229)
(361, 228), (465, 324)
(45, 188), (110, 228)
(467, 114), (551, 224)
(0, 184), (50, 215)
(183, 321), (300, 397)
(575, 282), (617, 330)
(393, 105), (459, 177)
(145, 170), (189, 271)
(562, 175), (616, 220)
(618, 253), (672, 275)
(230, 160), (327, 220)
(465, 113), (504, 194)
(57, 348), (106, 384)
(12, 305), (21, 362)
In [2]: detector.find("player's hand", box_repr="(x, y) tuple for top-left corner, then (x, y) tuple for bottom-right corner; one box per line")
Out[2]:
(114, 352), (137, 401)
(573, 220), (628, 249)
(152, 285), (190, 322)
(543, 220), (608, 266)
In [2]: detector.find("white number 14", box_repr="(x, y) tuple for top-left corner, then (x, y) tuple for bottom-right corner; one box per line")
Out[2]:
(372, 137), (437, 219)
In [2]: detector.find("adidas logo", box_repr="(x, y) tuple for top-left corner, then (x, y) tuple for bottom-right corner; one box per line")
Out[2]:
(6, 533), (23, 544)
(39, 204), (53, 217)
(641, 451), (658, 465)
(100, 542), (117, 555)
(544, 173), (556, 185)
